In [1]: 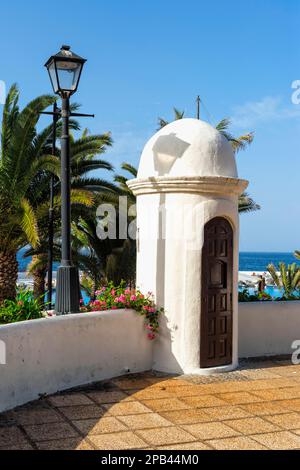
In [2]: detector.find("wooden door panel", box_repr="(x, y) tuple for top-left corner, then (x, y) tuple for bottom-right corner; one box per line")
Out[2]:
(200, 217), (233, 368)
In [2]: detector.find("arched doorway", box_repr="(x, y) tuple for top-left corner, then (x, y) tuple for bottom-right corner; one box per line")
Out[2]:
(200, 217), (233, 368)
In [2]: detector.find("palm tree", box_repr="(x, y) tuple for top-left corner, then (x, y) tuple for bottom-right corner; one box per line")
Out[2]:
(24, 128), (115, 302)
(267, 262), (300, 299)
(157, 107), (259, 213)
(0, 84), (59, 302)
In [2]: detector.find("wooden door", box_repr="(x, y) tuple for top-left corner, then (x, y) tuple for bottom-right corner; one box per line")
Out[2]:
(200, 217), (233, 368)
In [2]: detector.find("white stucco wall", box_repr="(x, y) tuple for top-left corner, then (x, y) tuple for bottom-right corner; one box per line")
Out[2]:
(0, 310), (152, 413)
(239, 301), (300, 358)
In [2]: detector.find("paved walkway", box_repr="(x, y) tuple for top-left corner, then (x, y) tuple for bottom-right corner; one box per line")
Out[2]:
(1, 359), (300, 450)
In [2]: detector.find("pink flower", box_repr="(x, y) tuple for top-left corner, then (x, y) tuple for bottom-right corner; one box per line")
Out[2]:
(114, 297), (120, 303)
(124, 288), (131, 295)
(17, 301), (23, 306)
(111, 306), (118, 310)
(130, 295), (137, 301)
(147, 333), (156, 341)
(111, 289), (115, 296)
(119, 294), (126, 303)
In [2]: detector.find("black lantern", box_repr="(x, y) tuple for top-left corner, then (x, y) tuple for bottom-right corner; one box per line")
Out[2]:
(45, 45), (86, 97)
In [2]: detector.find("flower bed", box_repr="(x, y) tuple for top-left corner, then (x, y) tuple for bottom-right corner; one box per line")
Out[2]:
(80, 282), (162, 340)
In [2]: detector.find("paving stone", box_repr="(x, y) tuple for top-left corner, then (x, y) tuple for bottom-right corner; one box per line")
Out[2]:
(161, 409), (214, 425)
(102, 401), (152, 416)
(10, 407), (63, 426)
(140, 398), (191, 412)
(157, 441), (211, 450)
(72, 417), (127, 435)
(203, 406), (252, 421)
(112, 378), (154, 390)
(264, 412), (300, 430)
(58, 405), (105, 420)
(240, 401), (290, 416)
(36, 438), (93, 450)
(181, 395), (229, 408)
(48, 393), (94, 407)
(24, 422), (80, 442)
(217, 392), (264, 405)
(136, 426), (196, 446)
(252, 387), (300, 401)
(250, 431), (300, 450)
(225, 417), (281, 435)
(182, 422), (240, 440)
(127, 388), (173, 400)
(86, 390), (132, 404)
(89, 431), (147, 450)
(0, 426), (31, 448)
(118, 412), (172, 430)
(208, 436), (268, 450)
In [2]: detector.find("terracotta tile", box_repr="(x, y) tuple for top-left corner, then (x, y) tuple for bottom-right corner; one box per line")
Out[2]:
(181, 395), (229, 408)
(37, 438), (93, 450)
(218, 392), (264, 405)
(0, 426), (29, 447)
(136, 426), (196, 446)
(73, 417), (127, 435)
(182, 422), (240, 440)
(102, 401), (152, 416)
(140, 398), (191, 412)
(208, 436), (267, 450)
(58, 405), (105, 420)
(48, 393), (94, 407)
(86, 390), (132, 404)
(240, 402), (289, 416)
(90, 431), (147, 449)
(265, 412), (300, 430)
(201, 382), (252, 394)
(118, 413), (172, 430)
(10, 407), (63, 425)
(204, 406), (251, 421)
(24, 422), (79, 442)
(226, 417), (280, 435)
(162, 409), (213, 425)
(251, 431), (300, 450)
(157, 442), (211, 450)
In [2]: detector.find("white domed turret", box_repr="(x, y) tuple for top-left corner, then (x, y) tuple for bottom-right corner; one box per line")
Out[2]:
(127, 117), (248, 376)
(138, 118), (237, 179)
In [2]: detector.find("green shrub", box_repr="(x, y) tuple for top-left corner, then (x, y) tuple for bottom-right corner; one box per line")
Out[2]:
(0, 288), (45, 324)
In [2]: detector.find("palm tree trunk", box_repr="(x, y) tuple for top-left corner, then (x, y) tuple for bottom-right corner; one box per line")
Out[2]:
(0, 251), (18, 303)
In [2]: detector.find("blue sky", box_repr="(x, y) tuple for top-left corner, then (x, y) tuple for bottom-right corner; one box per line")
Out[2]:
(1, 0), (300, 251)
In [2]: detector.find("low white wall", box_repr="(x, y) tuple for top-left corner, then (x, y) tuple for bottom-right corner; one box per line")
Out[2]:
(239, 301), (300, 358)
(0, 310), (153, 413)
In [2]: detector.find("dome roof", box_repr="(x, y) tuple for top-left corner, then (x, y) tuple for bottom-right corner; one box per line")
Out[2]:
(138, 118), (238, 178)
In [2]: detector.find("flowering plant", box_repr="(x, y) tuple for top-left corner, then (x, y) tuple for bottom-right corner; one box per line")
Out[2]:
(80, 281), (162, 340)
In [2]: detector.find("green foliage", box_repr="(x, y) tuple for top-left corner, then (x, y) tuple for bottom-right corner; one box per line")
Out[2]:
(238, 288), (272, 302)
(0, 288), (45, 324)
(267, 262), (300, 300)
(81, 281), (162, 340)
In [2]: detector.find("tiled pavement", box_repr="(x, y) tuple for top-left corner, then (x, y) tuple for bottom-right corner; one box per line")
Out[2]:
(1, 358), (300, 450)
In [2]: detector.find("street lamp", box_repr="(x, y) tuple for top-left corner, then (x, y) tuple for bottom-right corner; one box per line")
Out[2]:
(45, 45), (86, 314)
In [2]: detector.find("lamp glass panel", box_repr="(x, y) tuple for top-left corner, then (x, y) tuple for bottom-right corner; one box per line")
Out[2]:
(56, 60), (82, 91)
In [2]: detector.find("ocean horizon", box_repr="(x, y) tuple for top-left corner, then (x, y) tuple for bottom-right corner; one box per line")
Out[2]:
(16, 249), (300, 273)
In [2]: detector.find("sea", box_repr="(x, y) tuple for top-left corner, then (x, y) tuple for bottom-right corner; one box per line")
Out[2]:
(17, 248), (300, 273)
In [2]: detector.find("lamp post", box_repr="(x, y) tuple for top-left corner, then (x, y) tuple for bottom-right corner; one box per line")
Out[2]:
(45, 45), (86, 314)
